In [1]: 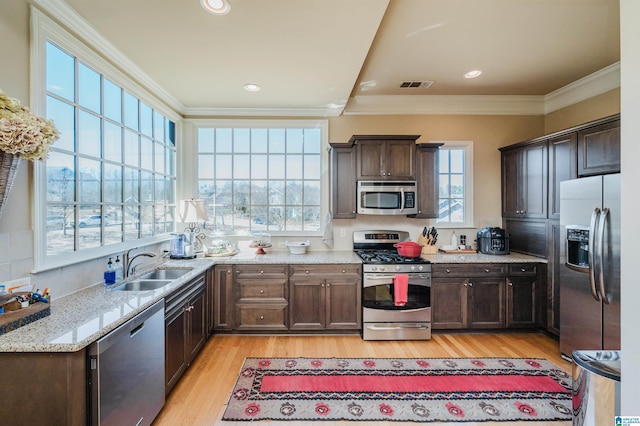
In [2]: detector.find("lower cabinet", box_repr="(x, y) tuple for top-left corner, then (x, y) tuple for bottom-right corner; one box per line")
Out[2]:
(234, 264), (289, 331)
(432, 263), (542, 330)
(289, 264), (361, 331)
(212, 265), (234, 331)
(165, 273), (206, 395)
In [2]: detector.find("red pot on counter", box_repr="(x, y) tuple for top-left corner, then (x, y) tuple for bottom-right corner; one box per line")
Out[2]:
(393, 242), (423, 258)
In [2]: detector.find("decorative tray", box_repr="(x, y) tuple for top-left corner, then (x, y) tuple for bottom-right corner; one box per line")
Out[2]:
(439, 248), (478, 254)
(0, 292), (51, 336)
(205, 249), (239, 258)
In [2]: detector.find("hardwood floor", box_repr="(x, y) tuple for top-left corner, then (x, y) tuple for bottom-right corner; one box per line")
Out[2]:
(153, 332), (572, 426)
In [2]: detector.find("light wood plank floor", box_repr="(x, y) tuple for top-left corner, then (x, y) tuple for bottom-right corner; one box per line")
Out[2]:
(153, 332), (572, 426)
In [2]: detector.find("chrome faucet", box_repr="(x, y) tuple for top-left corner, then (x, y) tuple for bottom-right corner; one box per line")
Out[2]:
(123, 247), (157, 278)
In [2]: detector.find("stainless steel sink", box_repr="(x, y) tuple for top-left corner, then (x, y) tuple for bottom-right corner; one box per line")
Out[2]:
(138, 268), (192, 280)
(113, 279), (172, 291)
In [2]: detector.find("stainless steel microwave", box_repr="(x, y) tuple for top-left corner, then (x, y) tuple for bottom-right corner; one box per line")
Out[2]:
(357, 181), (418, 215)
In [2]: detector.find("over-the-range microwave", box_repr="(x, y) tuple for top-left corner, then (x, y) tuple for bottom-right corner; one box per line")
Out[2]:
(357, 180), (418, 215)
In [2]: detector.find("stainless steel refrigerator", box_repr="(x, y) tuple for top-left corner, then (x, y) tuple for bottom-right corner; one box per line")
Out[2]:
(559, 174), (620, 359)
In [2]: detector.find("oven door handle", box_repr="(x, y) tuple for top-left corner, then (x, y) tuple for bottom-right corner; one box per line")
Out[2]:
(364, 275), (397, 281)
(396, 307), (430, 313)
(367, 324), (429, 331)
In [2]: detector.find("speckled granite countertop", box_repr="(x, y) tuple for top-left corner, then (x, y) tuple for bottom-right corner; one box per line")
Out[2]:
(0, 249), (543, 353)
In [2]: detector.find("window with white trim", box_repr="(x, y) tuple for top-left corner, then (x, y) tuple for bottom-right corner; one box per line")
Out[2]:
(195, 121), (327, 235)
(32, 11), (178, 268)
(436, 142), (474, 228)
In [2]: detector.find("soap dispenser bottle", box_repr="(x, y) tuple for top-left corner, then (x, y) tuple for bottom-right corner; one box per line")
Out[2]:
(104, 258), (116, 285)
(450, 230), (458, 247)
(114, 256), (123, 281)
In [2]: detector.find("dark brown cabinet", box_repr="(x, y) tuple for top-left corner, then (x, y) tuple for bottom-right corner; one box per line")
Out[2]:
(548, 133), (578, 220)
(412, 143), (442, 218)
(351, 135), (418, 180)
(165, 273), (206, 395)
(578, 118), (621, 177)
(431, 264), (506, 329)
(234, 265), (289, 331)
(505, 264), (539, 328)
(289, 264), (361, 330)
(329, 143), (357, 218)
(501, 141), (548, 219)
(212, 265), (234, 331)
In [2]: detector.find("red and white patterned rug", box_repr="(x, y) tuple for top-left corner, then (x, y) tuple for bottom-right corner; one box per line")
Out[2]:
(222, 357), (572, 423)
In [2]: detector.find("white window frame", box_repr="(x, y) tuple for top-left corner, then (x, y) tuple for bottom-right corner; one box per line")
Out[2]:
(435, 141), (474, 229)
(30, 8), (182, 272)
(185, 119), (329, 237)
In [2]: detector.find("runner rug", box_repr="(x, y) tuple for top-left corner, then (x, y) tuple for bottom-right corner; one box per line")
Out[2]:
(222, 357), (572, 423)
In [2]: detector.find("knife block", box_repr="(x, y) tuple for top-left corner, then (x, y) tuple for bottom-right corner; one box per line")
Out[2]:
(417, 234), (437, 255)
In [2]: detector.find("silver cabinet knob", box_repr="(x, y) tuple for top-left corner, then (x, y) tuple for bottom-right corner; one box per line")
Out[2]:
(446, 269), (450, 273)
(305, 270), (310, 274)
(259, 289), (264, 294)
(227, 269), (231, 274)
(468, 282), (473, 287)
(259, 315), (264, 320)
(508, 281), (513, 286)
(260, 270), (264, 274)
(521, 268), (526, 272)
(485, 269), (490, 273)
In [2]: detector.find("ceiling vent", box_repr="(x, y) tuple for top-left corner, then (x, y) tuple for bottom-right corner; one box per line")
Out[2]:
(399, 80), (434, 89)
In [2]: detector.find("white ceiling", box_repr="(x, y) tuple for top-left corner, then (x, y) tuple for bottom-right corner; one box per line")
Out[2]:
(51, 0), (620, 117)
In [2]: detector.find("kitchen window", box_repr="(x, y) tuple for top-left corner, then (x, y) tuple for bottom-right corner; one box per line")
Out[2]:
(194, 120), (327, 235)
(437, 141), (474, 228)
(31, 11), (179, 270)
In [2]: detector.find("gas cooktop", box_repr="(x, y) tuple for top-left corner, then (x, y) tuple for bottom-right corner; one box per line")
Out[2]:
(355, 250), (428, 264)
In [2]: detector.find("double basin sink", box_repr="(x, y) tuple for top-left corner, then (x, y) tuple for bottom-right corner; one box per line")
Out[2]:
(113, 268), (193, 291)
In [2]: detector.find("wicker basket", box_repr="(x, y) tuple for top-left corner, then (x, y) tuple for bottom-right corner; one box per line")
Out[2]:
(0, 151), (21, 220)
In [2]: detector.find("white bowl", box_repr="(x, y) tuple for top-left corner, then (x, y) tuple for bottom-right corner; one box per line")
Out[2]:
(285, 240), (310, 255)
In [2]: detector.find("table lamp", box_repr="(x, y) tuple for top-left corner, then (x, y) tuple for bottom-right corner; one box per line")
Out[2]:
(178, 199), (209, 251)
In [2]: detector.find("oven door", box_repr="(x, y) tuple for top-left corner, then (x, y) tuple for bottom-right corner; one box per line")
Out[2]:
(362, 273), (430, 322)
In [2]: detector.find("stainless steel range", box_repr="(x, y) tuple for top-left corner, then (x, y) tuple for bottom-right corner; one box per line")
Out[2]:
(354, 230), (431, 340)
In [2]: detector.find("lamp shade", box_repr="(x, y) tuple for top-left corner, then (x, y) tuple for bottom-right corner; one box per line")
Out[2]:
(179, 199), (208, 223)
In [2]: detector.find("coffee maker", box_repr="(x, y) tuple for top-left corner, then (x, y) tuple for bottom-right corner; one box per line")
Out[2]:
(170, 232), (195, 259)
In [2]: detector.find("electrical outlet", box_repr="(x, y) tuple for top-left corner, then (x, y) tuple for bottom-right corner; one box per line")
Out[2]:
(340, 228), (346, 237)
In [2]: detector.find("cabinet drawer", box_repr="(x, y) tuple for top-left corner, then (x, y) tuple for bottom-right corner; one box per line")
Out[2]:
(289, 264), (361, 279)
(432, 264), (505, 277)
(235, 265), (289, 279)
(508, 264), (538, 276)
(235, 304), (288, 330)
(238, 280), (287, 300)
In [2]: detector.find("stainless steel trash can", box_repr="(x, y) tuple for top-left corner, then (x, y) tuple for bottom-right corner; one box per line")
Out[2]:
(572, 350), (621, 426)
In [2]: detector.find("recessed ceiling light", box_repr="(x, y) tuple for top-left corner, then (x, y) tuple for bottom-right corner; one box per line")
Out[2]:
(243, 83), (261, 92)
(464, 70), (482, 79)
(200, 0), (231, 15)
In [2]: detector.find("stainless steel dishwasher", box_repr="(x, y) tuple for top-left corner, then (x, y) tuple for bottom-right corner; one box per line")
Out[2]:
(88, 299), (165, 426)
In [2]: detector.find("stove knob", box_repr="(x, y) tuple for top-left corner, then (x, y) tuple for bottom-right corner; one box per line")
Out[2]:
(379, 266), (386, 272)
(418, 265), (424, 271)
(396, 265), (401, 272)
(371, 266), (377, 272)
(410, 265), (416, 272)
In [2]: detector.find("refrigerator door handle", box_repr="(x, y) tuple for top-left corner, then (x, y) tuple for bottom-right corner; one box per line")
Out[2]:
(588, 207), (601, 301)
(597, 207), (610, 304)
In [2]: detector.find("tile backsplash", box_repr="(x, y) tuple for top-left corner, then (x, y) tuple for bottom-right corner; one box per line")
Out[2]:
(0, 230), (34, 282)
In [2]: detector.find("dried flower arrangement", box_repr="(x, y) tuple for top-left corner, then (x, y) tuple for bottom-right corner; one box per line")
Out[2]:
(0, 89), (59, 161)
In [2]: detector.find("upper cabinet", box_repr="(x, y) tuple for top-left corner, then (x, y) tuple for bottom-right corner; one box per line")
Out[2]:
(329, 143), (357, 219)
(412, 143), (443, 218)
(501, 141), (548, 219)
(548, 133), (578, 220)
(578, 119), (621, 177)
(351, 135), (419, 180)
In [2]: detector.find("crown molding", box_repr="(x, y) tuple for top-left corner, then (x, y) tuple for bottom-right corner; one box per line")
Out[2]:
(183, 106), (343, 118)
(30, 0), (187, 115)
(343, 95), (545, 115)
(544, 62), (620, 114)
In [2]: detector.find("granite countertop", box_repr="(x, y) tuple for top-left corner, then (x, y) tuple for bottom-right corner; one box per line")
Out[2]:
(0, 249), (543, 353)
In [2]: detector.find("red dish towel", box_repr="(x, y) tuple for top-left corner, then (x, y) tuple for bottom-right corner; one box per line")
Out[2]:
(394, 274), (409, 306)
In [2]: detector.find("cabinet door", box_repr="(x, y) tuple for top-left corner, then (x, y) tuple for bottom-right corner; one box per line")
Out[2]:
(387, 140), (415, 179)
(578, 119), (620, 177)
(548, 133), (577, 220)
(289, 278), (325, 330)
(213, 266), (234, 330)
(413, 144), (440, 218)
(206, 267), (215, 335)
(357, 140), (385, 179)
(467, 277), (505, 328)
(506, 276), (536, 328)
(326, 277), (361, 329)
(330, 145), (357, 218)
(521, 141), (548, 218)
(431, 278), (466, 329)
(165, 305), (187, 394)
(501, 148), (521, 217)
(186, 285), (207, 362)
(547, 221), (561, 335)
